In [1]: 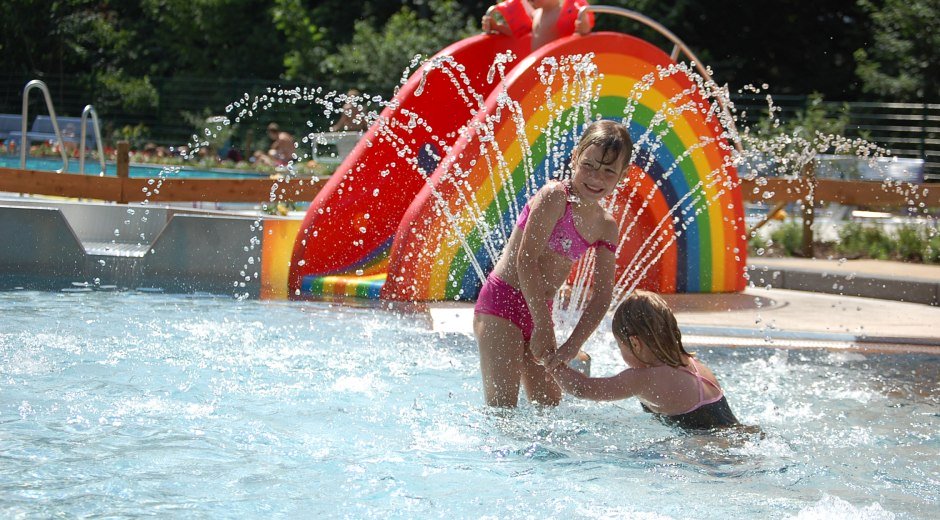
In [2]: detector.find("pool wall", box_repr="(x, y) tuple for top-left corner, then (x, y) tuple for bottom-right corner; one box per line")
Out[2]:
(0, 199), (291, 297)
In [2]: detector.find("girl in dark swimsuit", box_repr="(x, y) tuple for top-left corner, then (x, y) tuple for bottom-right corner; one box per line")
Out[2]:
(549, 290), (741, 431)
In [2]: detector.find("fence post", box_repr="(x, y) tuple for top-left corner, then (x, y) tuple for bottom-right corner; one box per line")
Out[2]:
(117, 141), (129, 204)
(801, 159), (817, 258)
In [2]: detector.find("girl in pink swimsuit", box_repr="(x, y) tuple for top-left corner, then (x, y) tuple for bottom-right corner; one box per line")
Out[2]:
(474, 120), (633, 407)
(548, 290), (741, 430)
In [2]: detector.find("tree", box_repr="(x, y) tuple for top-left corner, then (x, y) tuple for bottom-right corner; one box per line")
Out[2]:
(319, 0), (478, 96)
(854, 0), (940, 101)
(613, 0), (871, 99)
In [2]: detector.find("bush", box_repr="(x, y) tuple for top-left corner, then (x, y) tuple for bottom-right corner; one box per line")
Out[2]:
(769, 220), (803, 256)
(925, 234), (940, 264)
(895, 225), (925, 262)
(748, 231), (770, 256)
(837, 223), (894, 260)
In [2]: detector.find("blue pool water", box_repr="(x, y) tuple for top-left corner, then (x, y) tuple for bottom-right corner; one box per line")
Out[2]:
(0, 155), (269, 179)
(1, 291), (937, 518)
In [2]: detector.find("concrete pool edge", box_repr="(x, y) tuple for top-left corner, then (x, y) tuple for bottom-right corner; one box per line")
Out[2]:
(427, 288), (940, 354)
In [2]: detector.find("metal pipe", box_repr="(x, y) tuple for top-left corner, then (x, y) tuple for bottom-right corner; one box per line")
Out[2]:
(80, 104), (107, 176)
(577, 5), (743, 152)
(20, 80), (69, 172)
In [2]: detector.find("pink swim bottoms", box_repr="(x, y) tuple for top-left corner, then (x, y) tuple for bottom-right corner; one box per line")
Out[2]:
(474, 273), (551, 342)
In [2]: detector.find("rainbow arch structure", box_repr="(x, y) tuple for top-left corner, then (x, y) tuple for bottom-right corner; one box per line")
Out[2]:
(289, 31), (747, 301)
(381, 32), (746, 301)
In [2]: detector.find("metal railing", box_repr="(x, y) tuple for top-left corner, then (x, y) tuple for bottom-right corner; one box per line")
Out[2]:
(20, 80), (69, 171)
(733, 95), (940, 181)
(80, 104), (106, 175)
(19, 80), (106, 175)
(578, 5), (743, 153)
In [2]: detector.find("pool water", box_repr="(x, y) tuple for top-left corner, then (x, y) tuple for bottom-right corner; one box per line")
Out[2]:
(0, 155), (268, 179)
(1, 291), (937, 518)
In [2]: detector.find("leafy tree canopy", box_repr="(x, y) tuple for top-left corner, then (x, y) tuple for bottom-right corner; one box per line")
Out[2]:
(854, 0), (940, 101)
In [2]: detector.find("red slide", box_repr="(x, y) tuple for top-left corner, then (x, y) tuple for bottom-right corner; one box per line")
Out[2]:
(289, 33), (532, 295)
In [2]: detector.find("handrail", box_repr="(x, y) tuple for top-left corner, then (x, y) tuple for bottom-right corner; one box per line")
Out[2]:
(578, 5), (743, 153)
(80, 104), (106, 175)
(20, 80), (69, 172)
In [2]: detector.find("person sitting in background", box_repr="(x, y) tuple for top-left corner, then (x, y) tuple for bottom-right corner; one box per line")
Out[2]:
(329, 89), (369, 132)
(482, 0), (594, 51)
(254, 122), (296, 167)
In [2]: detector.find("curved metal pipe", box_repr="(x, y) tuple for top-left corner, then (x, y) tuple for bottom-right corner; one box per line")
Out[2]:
(20, 80), (69, 172)
(80, 105), (106, 176)
(578, 5), (743, 152)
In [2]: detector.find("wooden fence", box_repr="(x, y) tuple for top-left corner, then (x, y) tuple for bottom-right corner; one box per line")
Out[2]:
(1, 144), (937, 261)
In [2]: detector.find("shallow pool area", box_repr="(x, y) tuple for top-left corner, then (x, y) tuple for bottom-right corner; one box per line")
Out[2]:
(1, 290), (937, 518)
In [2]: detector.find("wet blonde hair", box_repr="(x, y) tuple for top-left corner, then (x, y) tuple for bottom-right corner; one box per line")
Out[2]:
(612, 290), (693, 368)
(573, 120), (633, 172)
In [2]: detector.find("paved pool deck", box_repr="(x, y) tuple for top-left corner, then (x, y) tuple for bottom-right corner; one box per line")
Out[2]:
(429, 257), (940, 352)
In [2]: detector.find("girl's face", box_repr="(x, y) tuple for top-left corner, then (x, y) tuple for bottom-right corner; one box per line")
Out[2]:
(570, 144), (625, 203)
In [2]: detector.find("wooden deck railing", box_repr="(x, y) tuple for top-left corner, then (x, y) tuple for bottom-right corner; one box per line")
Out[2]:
(1, 145), (937, 253)
(0, 142), (325, 204)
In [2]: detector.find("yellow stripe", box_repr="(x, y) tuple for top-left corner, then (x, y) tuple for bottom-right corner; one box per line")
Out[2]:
(427, 57), (733, 294)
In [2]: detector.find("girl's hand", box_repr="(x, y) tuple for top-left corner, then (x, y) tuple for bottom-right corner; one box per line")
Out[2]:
(543, 340), (578, 370)
(482, 15), (494, 33)
(529, 326), (557, 363)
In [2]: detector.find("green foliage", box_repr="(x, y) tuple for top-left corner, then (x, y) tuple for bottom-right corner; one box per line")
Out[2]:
(97, 73), (159, 113)
(181, 110), (237, 154)
(855, 0), (940, 101)
(321, 0), (478, 96)
(748, 231), (769, 256)
(926, 234), (940, 264)
(895, 225), (926, 262)
(112, 123), (151, 150)
(616, 1), (870, 98)
(769, 220), (803, 257)
(751, 93), (850, 149)
(837, 222), (893, 260)
(272, 0), (332, 83)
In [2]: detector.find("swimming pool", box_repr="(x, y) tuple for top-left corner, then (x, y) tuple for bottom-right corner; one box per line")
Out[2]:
(0, 155), (269, 179)
(1, 290), (936, 518)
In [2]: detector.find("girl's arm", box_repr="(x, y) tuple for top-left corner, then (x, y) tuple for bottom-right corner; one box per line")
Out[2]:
(545, 218), (619, 368)
(550, 364), (647, 402)
(516, 185), (566, 359)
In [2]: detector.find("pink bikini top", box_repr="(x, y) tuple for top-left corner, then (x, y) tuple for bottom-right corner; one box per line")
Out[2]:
(515, 184), (617, 261)
(676, 358), (725, 415)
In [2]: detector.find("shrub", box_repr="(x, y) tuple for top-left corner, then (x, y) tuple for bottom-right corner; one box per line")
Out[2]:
(769, 220), (803, 256)
(926, 234), (940, 264)
(895, 225), (925, 262)
(748, 231), (769, 256)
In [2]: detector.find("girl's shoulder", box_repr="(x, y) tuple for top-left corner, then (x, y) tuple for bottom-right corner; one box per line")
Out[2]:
(531, 180), (569, 206)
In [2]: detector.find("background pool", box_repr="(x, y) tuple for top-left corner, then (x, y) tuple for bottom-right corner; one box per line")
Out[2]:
(0, 155), (268, 179)
(0, 291), (936, 518)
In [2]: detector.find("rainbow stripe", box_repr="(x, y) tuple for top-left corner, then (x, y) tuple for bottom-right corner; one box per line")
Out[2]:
(301, 273), (388, 299)
(382, 32), (746, 301)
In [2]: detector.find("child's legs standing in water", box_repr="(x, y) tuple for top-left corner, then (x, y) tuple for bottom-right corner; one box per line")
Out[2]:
(475, 315), (525, 407)
(475, 314), (562, 407)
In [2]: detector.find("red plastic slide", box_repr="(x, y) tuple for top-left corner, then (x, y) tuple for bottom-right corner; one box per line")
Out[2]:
(289, 33), (532, 295)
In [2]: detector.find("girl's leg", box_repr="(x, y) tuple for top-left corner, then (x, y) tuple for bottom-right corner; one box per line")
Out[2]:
(521, 347), (563, 406)
(474, 313), (526, 407)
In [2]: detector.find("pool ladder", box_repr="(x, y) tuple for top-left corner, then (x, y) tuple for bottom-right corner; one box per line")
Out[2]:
(19, 79), (106, 175)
